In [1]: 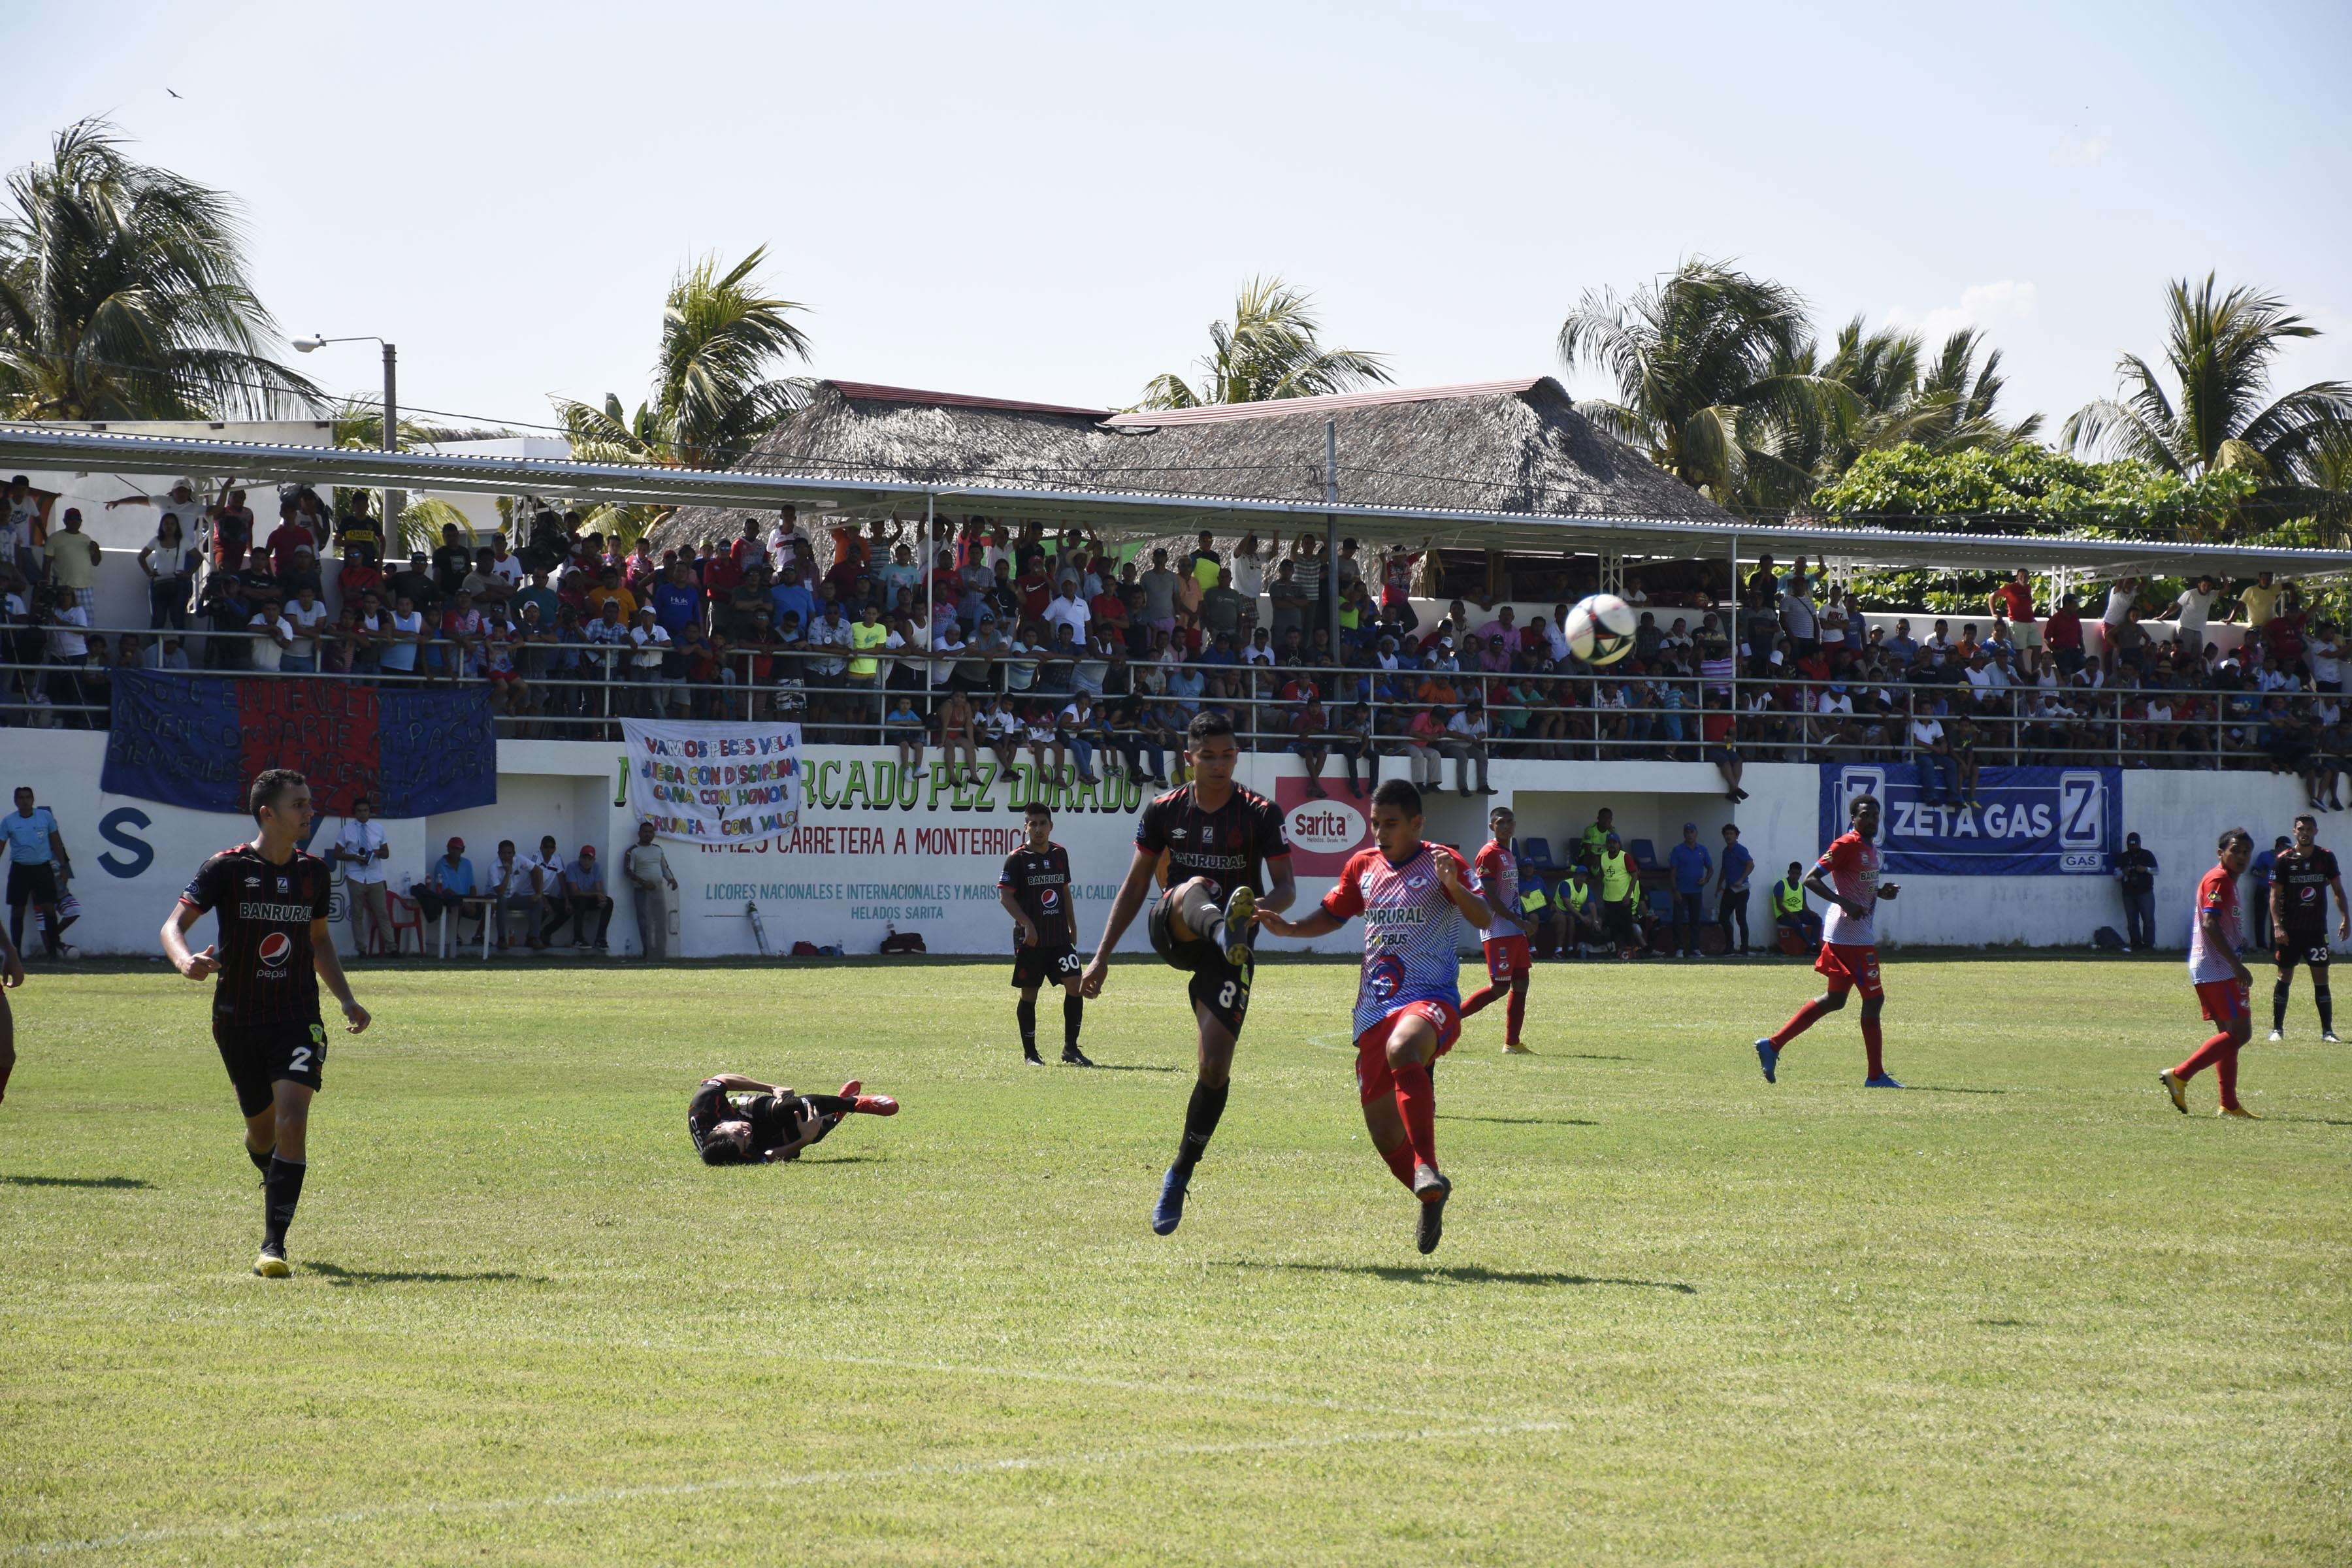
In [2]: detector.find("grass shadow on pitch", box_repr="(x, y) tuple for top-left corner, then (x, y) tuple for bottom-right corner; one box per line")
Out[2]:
(1897, 1086), (2010, 1096)
(1222, 1261), (1695, 1294)
(2, 1173), (152, 1189)
(1074, 1063), (1186, 1074)
(307, 1261), (546, 1288)
(1435, 1114), (1599, 1127)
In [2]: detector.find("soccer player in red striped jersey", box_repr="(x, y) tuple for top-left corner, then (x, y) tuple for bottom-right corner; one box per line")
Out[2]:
(161, 769), (372, 1277)
(1461, 804), (1535, 1053)
(2161, 828), (2259, 1117)
(1754, 793), (1904, 1087)
(1255, 779), (1492, 1253)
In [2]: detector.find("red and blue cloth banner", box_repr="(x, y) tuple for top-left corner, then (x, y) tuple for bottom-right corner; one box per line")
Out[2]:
(103, 671), (498, 819)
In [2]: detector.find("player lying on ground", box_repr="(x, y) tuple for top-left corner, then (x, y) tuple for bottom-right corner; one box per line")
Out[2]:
(2267, 813), (2347, 1043)
(160, 768), (372, 1278)
(1461, 804), (1535, 1054)
(1254, 779), (1491, 1254)
(1082, 710), (1296, 1236)
(2162, 828), (2261, 1118)
(1755, 792), (1903, 1088)
(0, 911), (20, 1105)
(1000, 801), (1092, 1067)
(687, 1073), (899, 1164)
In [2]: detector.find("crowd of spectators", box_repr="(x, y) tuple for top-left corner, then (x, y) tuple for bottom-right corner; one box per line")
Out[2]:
(1, 484), (2336, 797)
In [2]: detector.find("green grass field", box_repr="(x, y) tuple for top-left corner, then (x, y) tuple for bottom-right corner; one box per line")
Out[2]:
(2, 954), (2347, 1565)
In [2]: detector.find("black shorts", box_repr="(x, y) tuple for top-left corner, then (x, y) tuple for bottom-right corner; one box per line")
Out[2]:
(5, 862), (59, 907)
(1011, 942), (1083, 989)
(213, 1017), (327, 1117)
(1147, 887), (1254, 1036)
(2275, 928), (2332, 971)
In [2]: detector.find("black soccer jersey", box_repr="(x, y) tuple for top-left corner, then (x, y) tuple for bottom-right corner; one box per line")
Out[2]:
(1134, 783), (1292, 902)
(688, 1080), (820, 1160)
(1000, 843), (1076, 946)
(180, 844), (332, 1024)
(2272, 844), (2340, 932)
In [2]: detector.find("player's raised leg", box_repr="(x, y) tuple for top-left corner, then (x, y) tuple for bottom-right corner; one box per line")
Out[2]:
(1463, 806), (1536, 1054)
(1077, 713), (1296, 1237)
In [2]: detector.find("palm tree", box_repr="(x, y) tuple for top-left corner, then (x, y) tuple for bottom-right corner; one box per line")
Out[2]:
(2063, 274), (2352, 483)
(1141, 277), (1390, 410)
(552, 245), (811, 470)
(1557, 259), (1850, 507)
(0, 118), (319, 419)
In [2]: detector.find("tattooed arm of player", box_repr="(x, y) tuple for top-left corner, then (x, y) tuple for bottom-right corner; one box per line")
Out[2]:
(1079, 845), (1161, 998)
(1260, 853), (1298, 915)
(311, 918), (371, 1034)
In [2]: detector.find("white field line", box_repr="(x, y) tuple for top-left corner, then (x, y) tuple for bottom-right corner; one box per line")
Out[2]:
(0, 1298), (1473, 1424)
(5, 1418), (1571, 1558)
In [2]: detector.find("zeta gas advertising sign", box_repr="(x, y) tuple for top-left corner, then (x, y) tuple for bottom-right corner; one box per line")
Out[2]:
(1820, 763), (2121, 877)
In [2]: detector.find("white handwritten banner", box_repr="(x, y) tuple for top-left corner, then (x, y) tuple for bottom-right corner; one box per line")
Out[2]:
(621, 719), (802, 844)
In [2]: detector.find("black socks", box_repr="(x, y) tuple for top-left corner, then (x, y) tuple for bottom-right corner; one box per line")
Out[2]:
(1064, 992), (1084, 1049)
(263, 1155), (306, 1249)
(2276, 978), (2292, 1032)
(1175, 1079), (1230, 1171)
(246, 1143), (274, 1176)
(2319, 985), (2334, 1035)
(803, 1094), (855, 1117)
(1017, 994), (1037, 1051)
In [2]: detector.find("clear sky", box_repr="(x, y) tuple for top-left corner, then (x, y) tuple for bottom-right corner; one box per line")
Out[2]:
(8, 1), (2348, 441)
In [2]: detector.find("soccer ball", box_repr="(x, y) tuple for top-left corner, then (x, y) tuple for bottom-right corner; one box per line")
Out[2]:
(1566, 594), (1637, 666)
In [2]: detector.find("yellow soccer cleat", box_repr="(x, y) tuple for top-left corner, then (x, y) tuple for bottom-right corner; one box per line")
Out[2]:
(253, 1246), (291, 1279)
(1502, 1043), (1537, 1055)
(2158, 1070), (2189, 1115)
(2217, 1103), (2262, 1120)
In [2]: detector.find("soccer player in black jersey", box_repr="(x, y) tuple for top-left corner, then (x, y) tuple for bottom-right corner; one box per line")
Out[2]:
(686, 1072), (899, 1164)
(161, 769), (371, 1278)
(0, 909), (22, 1106)
(1082, 711), (1295, 1235)
(2268, 813), (2349, 1042)
(1000, 802), (1092, 1066)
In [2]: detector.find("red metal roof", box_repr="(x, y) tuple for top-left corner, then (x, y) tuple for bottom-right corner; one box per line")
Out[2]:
(1101, 378), (1548, 428)
(825, 381), (1111, 419)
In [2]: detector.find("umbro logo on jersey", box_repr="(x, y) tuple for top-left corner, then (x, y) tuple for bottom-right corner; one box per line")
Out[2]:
(1170, 828), (1188, 840)
(243, 877), (261, 888)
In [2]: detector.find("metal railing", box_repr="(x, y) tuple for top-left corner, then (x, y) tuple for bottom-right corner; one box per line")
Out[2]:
(0, 619), (2334, 780)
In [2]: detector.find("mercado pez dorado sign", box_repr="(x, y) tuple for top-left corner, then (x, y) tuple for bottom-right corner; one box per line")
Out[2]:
(1820, 763), (2122, 877)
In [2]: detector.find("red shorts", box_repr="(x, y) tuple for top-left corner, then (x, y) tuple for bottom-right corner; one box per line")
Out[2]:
(1814, 941), (1884, 1000)
(1352, 999), (1461, 1105)
(2194, 977), (2249, 1023)
(486, 668), (521, 685)
(1482, 934), (1531, 983)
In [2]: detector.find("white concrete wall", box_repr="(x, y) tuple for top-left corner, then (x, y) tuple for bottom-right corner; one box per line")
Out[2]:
(5, 420), (337, 551)
(2, 730), (2308, 959)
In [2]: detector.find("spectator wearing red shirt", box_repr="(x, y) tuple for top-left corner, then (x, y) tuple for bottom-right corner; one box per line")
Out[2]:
(1016, 559), (1054, 623)
(2042, 593), (2086, 675)
(264, 506), (316, 578)
(1992, 570), (2035, 627)
(729, 518), (768, 572)
(701, 546), (743, 619)
(2267, 595), (2308, 670)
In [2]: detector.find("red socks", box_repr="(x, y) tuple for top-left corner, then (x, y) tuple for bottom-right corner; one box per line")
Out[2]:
(1378, 1139), (1416, 1189)
(1860, 1016), (1884, 1078)
(1505, 987), (1526, 1048)
(1461, 983), (1503, 1019)
(1393, 1060), (1438, 1171)
(1772, 997), (1838, 1048)
(2174, 1033), (2242, 1107)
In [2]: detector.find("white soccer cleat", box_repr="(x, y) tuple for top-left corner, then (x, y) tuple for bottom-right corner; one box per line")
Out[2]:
(2268, 1028), (2285, 1043)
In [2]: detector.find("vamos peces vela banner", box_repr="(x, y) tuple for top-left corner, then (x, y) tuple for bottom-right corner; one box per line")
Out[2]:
(1819, 762), (2122, 877)
(623, 718), (805, 843)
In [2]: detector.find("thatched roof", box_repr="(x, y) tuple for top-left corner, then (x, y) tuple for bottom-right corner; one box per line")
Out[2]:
(652, 377), (1730, 553)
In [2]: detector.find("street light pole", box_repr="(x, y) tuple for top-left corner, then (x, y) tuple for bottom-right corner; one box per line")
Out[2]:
(294, 333), (401, 543)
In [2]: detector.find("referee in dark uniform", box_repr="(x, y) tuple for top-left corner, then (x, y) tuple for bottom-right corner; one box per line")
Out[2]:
(162, 768), (371, 1277)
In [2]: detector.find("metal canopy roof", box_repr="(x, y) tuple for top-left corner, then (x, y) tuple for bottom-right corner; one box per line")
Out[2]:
(5, 423), (2345, 579)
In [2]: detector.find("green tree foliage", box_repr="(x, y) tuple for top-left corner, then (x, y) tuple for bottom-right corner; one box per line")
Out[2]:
(1141, 276), (1390, 410)
(0, 118), (319, 419)
(2063, 274), (2352, 484)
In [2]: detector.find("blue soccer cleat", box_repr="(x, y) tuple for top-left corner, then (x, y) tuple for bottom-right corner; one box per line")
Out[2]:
(1151, 1166), (1190, 1235)
(1754, 1038), (1779, 1084)
(1864, 1073), (1905, 1088)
